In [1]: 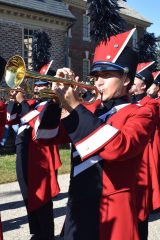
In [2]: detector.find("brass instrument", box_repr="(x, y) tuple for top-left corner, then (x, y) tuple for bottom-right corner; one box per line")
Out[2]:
(5, 55), (99, 103)
(0, 88), (25, 93)
(0, 87), (25, 101)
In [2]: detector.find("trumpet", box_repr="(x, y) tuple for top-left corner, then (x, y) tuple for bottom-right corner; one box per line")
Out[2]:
(4, 55), (99, 103)
(0, 88), (25, 93)
(0, 88), (26, 102)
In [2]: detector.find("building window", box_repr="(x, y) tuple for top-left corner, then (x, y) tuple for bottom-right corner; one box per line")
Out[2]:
(23, 28), (36, 69)
(68, 28), (72, 38)
(132, 29), (137, 49)
(83, 14), (90, 41)
(83, 59), (90, 81)
(68, 56), (71, 68)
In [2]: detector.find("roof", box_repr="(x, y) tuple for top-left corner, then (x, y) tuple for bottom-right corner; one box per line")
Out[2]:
(0, 0), (75, 20)
(118, 0), (152, 25)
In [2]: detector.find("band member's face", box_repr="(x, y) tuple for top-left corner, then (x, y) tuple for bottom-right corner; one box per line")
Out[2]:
(129, 83), (137, 95)
(132, 77), (146, 95)
(34, 85), (48, 92)
(147, 83), (159, 97)
(94, 71), (129, 101)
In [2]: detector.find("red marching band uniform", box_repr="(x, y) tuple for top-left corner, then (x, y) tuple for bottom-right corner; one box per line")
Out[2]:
(6, 58), (61, 214)
(6, 60), (62, 238)
(6, 99), (61, 211)
(134, 65), (160, 223)
(29, 93), (159, 240)
(136, 96), (160, 218)
(152, 70), (160, 193)
(26, 29), (160, 240)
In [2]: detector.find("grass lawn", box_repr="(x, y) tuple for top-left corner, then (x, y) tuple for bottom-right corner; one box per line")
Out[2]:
(0, 149), (71, 184)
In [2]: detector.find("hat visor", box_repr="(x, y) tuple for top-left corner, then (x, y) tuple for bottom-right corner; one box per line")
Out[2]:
(34, 81), (49, 86)
(90, 62), (126, 76)
(135, 73), (145, 81)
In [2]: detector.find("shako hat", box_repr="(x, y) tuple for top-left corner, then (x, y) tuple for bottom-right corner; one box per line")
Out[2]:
(136, 61), (154, 89)
(90, 28), (139, 82)
(34, 61), (53, 86)
(152, 71), (160, 85)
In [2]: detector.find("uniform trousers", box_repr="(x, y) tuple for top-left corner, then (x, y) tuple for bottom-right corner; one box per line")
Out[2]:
(138, 218), (148, 240)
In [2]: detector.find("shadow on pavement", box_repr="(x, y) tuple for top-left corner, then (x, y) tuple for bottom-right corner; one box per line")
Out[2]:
(54, 206), (66, 218)
(0, 190), (68, 235)
(2, 215), (28, 232)
(53, 192), (68, 201)
(0, 200), (24, 211)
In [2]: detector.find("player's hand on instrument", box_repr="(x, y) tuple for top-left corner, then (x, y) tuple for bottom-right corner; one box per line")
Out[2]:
(16, 90), (25, 103)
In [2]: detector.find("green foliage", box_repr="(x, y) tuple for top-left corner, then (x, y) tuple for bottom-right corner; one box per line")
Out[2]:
(0, 154), (16, 184)
(58, 149), (71, 175)
(0, 150), (71, 184)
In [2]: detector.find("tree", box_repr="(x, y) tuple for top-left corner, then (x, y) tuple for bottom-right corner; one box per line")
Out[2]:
(32, 31), (52, 71)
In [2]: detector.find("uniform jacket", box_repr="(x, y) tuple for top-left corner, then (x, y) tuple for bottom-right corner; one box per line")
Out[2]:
(135, 96), (160, 221)
(30, 96), (157, 240)
(7, 99), (61, 212)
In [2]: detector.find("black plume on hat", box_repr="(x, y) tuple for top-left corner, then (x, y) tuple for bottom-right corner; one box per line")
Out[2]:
(87, 0), (127, 44)
(0, 56), (6, 82)
(136, 32), (158, 70)
(32, 31), (52, 71)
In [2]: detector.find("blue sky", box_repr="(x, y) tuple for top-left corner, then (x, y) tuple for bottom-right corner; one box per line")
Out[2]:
(127, 0), (159, 36)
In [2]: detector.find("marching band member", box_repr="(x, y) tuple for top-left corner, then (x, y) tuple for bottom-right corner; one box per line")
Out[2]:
(129, 62), (154, 103)
(31, 29), (158, 240)
(127, 62), (160, 239)
(7, 77), (61, 240)
(147, 70), (160, 98)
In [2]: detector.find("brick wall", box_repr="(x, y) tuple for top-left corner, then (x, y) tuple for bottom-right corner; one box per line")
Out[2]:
(68, 5), (95, 80)
(45, 29), (66, 71)
(0, 20), (67, 85)
(0, 20), (23, 61)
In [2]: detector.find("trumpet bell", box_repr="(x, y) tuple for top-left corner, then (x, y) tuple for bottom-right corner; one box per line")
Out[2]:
(5, 55), (26, 88)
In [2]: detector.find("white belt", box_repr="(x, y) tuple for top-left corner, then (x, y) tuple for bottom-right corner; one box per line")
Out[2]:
(17, 125), (30, 135)
(73, 155), (103, 177)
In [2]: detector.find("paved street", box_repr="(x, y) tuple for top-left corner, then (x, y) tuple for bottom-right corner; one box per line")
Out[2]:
(0, 173), (160, 240)
(0, 174), (69, 240)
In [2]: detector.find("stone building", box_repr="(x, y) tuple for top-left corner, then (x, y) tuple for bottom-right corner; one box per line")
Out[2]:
(0, 0), (75, 80)
(65, 0), (152, 81)
(0, 0), (152, 83)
